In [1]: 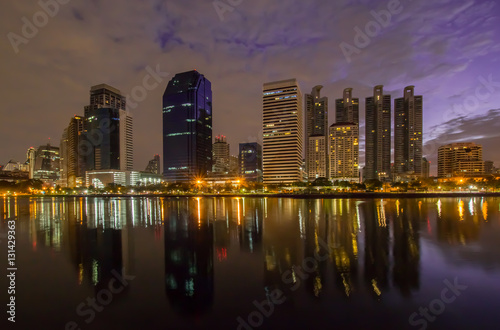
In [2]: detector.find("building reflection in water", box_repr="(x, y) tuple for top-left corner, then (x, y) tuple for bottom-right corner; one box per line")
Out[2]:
(327, 199), (359, 298)
(436, 198), (481, 245)
(66, 198), (134, 296)
(360, 200), (390, 298)
(2, 195), (498, 310)
(392, 199), (420, 296)
(163, 198), (214, 315)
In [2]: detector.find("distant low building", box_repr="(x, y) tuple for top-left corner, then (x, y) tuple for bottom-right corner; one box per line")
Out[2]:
(145, 154), (161, 175)
(239, 143), (262, 182)
(86, 170), (163, 188)
(438, 143), (484, 178)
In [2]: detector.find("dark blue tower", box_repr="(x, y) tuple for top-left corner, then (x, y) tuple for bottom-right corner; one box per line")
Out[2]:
(162, 71), (212, 182)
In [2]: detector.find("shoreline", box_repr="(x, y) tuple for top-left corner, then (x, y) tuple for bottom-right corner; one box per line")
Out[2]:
(4, 192), (500, 199)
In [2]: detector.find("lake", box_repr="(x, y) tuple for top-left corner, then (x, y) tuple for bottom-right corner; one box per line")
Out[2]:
(1, 196), (499, 329)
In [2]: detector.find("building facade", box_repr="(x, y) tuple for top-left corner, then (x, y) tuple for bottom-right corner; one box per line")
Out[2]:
(329, 123), (359, 182)
(239, 143), (263, 182)
(365, 85), (391, 181)
(212, 135), (230, 173)
(262, 79), (303, 184)
(305, 86), (329, 180)
(83, 84), (133, 175)
(394, 86), (423, 177)
(438, 143), (484, 178)
(145, 154), (161, 175)
(336, 88), (359, 124)
(163, 70), (212, 182)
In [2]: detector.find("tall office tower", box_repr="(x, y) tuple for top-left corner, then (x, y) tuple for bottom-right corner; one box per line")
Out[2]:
(84, 85), (133, 172)
(64, 115), (86, 187)
(263, 79), (303, 184)
(438, 143), (484, 178)
(145, 154), (161, 174)
(329, 123), (359, 181)
(305, 85), (329, 180)
(163, 70), (212, 182)
(60, 128), (68, 187)
(84, 84), (126, 117)
(212, 135), (230, 173)
(365, 85), (392, 181)
(33, 143), (60, 182)
(26, 147), (36, 179)
(336, 88), (359, 124)
(239, 142), (263, 182)
(394, 86), (423, 176)
(421, 157), (430, 179)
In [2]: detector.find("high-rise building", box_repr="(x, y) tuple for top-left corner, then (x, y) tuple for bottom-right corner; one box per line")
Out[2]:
(329, 123), (359, 181)
(438, 143), (484, 178)
(60, 115), (86, 187)
(212, 135), (230, 173)
(33, 143), (60, 182)
(84, 84), (126, 117)
(262, 79), (303, 184)
(305, 86), (329, 180)
(163, 70), (212, 182)
(145, 154), (161, 175)
(421, 157), (430, 179)
(239, 142), (263, 182)
(83, 85), (133, 174)
(365, 85), (391, 181)
(394, 86), (423, 177)
(331, 88), (360, 182)
(84, 107), (133, 172)
(336, 88), (359, 124)
(60, 128), (68, 187)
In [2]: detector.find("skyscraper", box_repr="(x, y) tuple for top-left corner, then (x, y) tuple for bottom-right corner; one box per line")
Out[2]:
(331, 88), (360, 182)
(365, 85), (391, 181)
(262, 79), (303, 184)
(33, 143), (60, 182)
(305, 86), (328, 180)
(329, 123), (359, 182)
(394, 86), (423, 177)
(336, 88), (359, 124)
(163, 70), (212, 182)
(84, 84), (133, 173)
(61, 115), (86, 187)
(239, 142), (263, 182)
(212, 135), (230, 173)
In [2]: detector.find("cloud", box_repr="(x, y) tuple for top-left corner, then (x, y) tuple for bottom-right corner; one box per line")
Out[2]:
(0, 0), (499, 172)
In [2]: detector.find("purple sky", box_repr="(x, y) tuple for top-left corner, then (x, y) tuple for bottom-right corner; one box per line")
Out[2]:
(1, 0), (500, 175)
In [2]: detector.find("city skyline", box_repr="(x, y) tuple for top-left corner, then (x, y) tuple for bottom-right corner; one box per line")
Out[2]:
(1, 1), (500, 176)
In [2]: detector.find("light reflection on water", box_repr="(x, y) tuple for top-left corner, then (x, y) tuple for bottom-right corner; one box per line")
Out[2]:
(0, 196), (499, 329)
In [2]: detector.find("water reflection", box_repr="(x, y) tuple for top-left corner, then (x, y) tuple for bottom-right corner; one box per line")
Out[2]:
(1, 196), (499, 328)
(164, 198), (214, 314)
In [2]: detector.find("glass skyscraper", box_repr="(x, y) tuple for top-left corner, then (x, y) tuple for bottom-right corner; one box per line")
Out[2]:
(163, 70), (212, 182)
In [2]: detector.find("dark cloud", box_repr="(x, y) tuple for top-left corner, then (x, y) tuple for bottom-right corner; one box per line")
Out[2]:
(1, 0), (499, 172)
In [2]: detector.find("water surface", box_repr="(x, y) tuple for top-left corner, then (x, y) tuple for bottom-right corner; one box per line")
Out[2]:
(1, 196), (499, 329)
